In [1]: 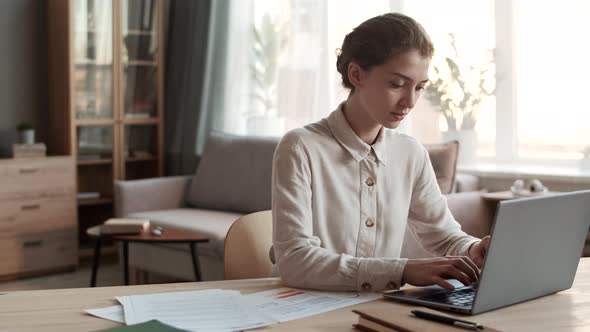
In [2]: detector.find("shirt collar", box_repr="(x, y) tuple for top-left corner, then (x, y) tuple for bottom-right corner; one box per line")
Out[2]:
(327, 103), (388, 166)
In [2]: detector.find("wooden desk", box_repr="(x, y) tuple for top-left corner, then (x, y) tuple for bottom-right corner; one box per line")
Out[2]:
(1, 258), (590, 331)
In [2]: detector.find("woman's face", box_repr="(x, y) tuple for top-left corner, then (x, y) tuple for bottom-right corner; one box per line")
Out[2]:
(354, 49), (430, 129)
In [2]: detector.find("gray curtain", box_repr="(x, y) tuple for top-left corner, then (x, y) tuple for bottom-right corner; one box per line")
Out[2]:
(164, 0), (231, 175)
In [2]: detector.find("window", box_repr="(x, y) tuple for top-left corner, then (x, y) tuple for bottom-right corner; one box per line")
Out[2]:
(228, 0), (589, 168)
(404, 0), (496, 159)
(514, 1), (590, 163)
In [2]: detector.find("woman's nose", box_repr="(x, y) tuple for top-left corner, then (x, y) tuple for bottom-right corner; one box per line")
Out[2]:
(399, 88), (417, 109)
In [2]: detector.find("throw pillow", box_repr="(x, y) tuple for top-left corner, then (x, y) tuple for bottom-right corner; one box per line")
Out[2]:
(186, 131), (280, 213)
(424, 140), (459, 194)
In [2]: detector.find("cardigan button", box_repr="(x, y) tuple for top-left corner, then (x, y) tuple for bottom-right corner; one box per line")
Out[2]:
(365, 178), (375, 186)
(365, 218), (375, 227)
(361, 282), (372, 291)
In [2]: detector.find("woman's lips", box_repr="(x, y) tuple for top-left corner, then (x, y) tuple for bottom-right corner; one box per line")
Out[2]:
(390, 112), (406, 121)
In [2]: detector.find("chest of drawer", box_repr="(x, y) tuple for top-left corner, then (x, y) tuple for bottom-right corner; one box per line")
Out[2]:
(0, 230), (77, 276)
(0, 157), (75, 199)
(0, 196), (76, 235)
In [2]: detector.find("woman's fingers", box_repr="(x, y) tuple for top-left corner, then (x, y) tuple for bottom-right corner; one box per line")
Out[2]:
(481, 236), (491, 256)
(432, 276), (455, 290)
(460, 256), (480, 274)
(450, 256), (479, 282)
(473, 256), (484, 268)
(402, 256), (485, 289)
(472, 236), (491, 268)
(439, 265), (473, 287)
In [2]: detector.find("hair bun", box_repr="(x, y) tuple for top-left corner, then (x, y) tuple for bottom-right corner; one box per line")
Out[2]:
(334, 13), (433, 92)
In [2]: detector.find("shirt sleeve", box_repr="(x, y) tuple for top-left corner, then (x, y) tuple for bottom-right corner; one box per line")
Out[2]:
(407, 146), (480, 257)
(271, 134), (406, 292)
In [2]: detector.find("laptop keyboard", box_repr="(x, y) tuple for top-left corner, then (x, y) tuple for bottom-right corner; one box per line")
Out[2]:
(419, 287), (475, 307)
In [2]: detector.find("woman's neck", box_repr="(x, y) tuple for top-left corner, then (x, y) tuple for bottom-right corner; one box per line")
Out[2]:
(342, 95), (382, 145)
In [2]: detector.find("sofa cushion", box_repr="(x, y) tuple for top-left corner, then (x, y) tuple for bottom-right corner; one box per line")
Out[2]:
(128, 208), (243, 259)
(425, 140), (459, 194)
(454, 173), (480, 193)
(187, 132), (279, 213)
(186, 132), (456, 211)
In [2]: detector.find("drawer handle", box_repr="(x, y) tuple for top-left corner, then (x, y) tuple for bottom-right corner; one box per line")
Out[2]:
(19, 168), (39, 174)
(0, 216), (16, 224)
(22, 240), (43, 248)
(21, 204), (41, 211)
(5, 216), (16, 223)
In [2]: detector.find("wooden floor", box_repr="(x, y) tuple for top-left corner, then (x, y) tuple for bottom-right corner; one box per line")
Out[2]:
(0, 260), (123, 292)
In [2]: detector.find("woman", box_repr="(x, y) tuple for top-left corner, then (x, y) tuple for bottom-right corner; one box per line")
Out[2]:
(271, 13), (490, 292)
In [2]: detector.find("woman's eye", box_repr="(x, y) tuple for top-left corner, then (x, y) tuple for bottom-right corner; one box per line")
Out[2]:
(389, 81), (404, 88)
(416, 86), (425, 91)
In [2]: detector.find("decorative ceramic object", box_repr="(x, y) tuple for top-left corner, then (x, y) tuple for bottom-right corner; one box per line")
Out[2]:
(442, 129), (477, 165)
(510, 179), (549, 197)
(16, 123), (35, 144)
(580, 146), (590, 170)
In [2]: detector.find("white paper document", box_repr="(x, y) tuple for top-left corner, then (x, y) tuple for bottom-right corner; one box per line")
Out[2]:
(242, 287), (381, 323)
(86, 287), (380, 331)
(85, 305), (125, 323)
(117, 289), (273, 332)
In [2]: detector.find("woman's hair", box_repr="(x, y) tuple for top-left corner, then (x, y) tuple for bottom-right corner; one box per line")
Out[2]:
(336, 13), (434, 90)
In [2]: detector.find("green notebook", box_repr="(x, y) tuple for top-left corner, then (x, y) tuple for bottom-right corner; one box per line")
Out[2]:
(94, 320), (188, 332)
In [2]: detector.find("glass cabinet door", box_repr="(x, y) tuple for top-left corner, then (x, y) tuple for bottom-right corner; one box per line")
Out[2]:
(73, 0), (113, 120)
(77, 126), (113, 161)
(121, 0), (158, 119)
(124, 124), (159, 180)
(76, 125), (114, 201)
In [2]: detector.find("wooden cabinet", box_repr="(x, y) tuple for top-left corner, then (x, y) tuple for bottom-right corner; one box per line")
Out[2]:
(47, 0), (165, 250)
(0, 157), (77, 278)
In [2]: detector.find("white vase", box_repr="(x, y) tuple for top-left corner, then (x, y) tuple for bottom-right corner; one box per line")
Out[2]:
(442, 129), (478, 165)
(580, 157), (590, 171)
(18, 129), (35, 144)
(246, 115), (285, 136)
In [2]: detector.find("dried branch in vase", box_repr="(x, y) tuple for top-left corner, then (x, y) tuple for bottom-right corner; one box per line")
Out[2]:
(424, 33), (496, 131)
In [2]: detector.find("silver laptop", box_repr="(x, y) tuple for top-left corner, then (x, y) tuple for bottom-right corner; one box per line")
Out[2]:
(384, 190), (590, 315)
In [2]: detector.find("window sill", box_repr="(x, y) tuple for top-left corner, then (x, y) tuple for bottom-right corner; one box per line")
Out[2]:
(458, 162), (590, 184)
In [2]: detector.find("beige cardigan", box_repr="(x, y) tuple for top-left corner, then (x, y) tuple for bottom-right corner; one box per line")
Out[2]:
(271, 106), (478, 292)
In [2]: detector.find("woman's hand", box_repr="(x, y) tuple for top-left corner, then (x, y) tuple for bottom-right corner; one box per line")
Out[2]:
(469, 236), (491, 268)
(401, 256), (480, 290)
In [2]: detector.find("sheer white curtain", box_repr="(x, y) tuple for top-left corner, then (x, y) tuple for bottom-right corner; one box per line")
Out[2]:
(219, 0), (402, 137)
(214, 0), (254, 134)
(195, 0), (253, 153)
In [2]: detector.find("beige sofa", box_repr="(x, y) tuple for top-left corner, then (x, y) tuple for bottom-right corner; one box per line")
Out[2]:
(114, 132), (494, 282)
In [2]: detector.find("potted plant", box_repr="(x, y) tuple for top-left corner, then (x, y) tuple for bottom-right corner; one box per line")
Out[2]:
(246, 13), (289, 136)
(424, 33), (495, 164)
(16, 122), (35, 144)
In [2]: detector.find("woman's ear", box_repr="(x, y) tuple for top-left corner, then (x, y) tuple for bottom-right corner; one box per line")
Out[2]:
(347, 62), (365, 89)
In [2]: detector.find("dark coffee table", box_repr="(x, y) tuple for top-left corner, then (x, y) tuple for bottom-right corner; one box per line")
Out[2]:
(86, 225), (210, 287)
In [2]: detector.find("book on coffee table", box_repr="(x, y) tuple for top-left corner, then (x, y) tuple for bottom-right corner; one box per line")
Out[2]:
(101, 218), (150, 235)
